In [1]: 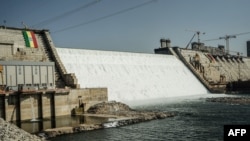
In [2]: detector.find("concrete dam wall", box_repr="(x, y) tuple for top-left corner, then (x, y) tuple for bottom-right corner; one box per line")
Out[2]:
(56, 48), (208, 103)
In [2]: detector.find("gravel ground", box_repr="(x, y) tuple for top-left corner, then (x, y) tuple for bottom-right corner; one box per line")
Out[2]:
(0, 118), (43, 141)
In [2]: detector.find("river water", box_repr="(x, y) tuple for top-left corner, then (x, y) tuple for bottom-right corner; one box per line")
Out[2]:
(47, 94), (250, 141)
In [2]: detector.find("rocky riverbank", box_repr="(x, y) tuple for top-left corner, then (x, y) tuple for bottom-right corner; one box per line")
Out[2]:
(0, 118), (43, 141)
(0, 101), (174, 140)
(206, 96), (250, 105)
(42, 101), (174, 139)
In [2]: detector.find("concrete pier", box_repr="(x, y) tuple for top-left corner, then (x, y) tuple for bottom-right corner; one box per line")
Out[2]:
(0, 95), (6, 120)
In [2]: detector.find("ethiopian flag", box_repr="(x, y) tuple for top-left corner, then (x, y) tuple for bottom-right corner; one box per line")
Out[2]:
(22, 31), (38, 48)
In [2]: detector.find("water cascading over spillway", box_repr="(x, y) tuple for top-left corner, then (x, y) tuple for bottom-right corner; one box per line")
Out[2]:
(56, 48), (208, 103)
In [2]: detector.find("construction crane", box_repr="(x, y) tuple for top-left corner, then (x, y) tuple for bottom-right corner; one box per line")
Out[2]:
(185, 30), (205, 49)
(185, 33), (196, 49)
(204, 32), (250, 54)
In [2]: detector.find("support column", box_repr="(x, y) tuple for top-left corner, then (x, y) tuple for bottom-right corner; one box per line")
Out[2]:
(38, 93), (43, 119)
(38, 93), (43, 131)
(0, 95), (6, 120)
(16, 93), (21, 128)
(50, 92), (56, 128)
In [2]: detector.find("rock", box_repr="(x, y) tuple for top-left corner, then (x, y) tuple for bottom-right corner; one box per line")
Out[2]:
(0, 118), (43, 141)
(74, 124), (102, 132)
(87, 101), (174, 118)
(43, 124), (103, 138)
(206, 97), (250, 105)
(43, 101), (175, 139)
(87, 101), (132, 115)
(88, 101), (175, 127)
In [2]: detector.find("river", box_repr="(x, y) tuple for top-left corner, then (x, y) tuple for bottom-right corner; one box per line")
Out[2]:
(47, 94), (250, 141)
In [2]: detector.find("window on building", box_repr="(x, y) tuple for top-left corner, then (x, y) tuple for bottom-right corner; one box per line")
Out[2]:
(26, 84), (32, 86)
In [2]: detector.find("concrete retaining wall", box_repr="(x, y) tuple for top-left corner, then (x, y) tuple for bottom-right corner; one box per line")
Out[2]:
(178, 48), (250, 92)
(0, 88), (107, 121)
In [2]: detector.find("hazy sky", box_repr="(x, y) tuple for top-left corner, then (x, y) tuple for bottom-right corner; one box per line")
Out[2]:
(1, 0), (250, 55)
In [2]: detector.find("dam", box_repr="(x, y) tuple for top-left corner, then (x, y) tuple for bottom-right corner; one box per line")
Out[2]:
(56, 48), (208, 103)
(0, 26), (250, 123)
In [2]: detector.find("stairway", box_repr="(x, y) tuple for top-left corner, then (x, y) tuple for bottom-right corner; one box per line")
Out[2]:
(37, 31), (78, 88)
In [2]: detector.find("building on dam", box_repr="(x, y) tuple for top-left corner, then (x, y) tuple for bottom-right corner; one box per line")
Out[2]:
(0, 26), (107, 122)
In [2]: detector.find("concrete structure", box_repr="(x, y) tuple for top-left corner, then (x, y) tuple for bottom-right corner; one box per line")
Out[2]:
(0, 88), (107, 122)
(0, 26), (108, 122)
(191, 42), (226, 56)
(247, 41), (250, 57)
(56, 47), (207, 103)
(155, 40), (250, 93)
(1, 24), (247, 123)
(0, 61), (55, 91)
(0, 26), (78, 88)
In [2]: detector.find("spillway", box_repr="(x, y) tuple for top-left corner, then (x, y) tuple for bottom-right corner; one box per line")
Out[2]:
(56, 48), (208, 103)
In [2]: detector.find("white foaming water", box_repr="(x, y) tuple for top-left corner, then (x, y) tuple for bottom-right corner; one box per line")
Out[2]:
(56, 48), (208, 104)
